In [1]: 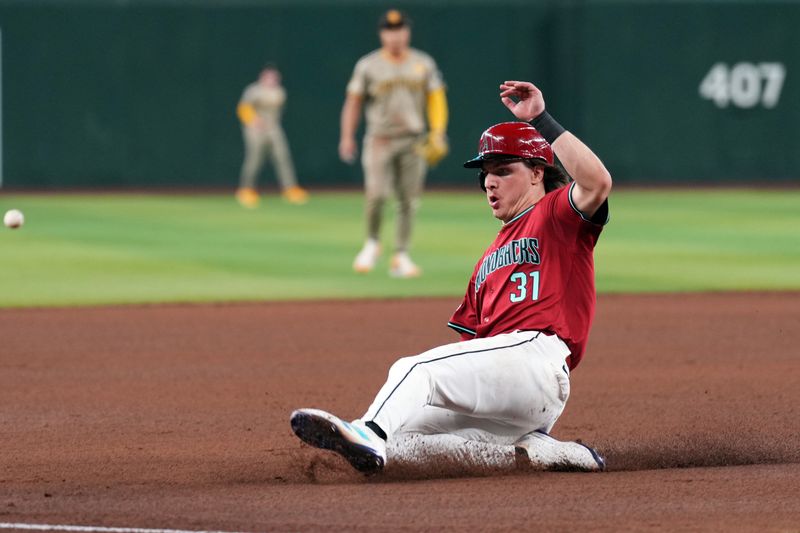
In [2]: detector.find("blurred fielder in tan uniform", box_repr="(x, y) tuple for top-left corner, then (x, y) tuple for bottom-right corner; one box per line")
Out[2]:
(236, 65), (309, 208)
(340, 9), (449, 278)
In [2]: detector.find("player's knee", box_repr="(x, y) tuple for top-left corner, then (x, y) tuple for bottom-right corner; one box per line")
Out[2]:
(396, 197), (419, 213)
(387, 355), (428, 383)
(367, 195), (388, 210)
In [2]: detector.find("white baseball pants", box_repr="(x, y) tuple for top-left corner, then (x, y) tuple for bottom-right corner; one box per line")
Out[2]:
(362, 330), (571, 445)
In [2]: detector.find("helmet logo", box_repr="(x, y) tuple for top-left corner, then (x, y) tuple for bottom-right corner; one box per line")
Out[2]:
(479, 133), (494, 155)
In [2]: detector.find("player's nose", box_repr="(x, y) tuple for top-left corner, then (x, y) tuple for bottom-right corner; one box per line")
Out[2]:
(484, 173), (500, 190)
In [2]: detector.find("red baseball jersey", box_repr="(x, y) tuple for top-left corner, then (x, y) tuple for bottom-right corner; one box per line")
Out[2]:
(448, 182), (608, 370)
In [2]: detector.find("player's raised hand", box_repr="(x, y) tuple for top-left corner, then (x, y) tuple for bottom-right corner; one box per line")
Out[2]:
(500, 81), (546, 122)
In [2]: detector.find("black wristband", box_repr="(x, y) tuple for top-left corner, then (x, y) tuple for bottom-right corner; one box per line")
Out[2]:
(530, 111), (566, 144)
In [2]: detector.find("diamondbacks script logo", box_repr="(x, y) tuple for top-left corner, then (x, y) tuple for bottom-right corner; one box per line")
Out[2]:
(475, 237), (540, 292)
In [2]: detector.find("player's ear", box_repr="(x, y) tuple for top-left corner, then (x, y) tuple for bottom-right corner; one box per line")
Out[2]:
(529, 164), (544, 186)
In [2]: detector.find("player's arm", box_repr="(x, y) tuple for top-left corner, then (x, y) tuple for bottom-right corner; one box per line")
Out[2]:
(500, 80), (612, 217)
(419, 57), (449, 166)
(418, 87), (450, 166)
(339, 93), (363, 164)
(426, 87), (448, 137)
(550, 132), (611, 217)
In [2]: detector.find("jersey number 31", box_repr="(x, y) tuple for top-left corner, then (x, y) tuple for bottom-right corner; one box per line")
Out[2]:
(509, 271), (541, 303)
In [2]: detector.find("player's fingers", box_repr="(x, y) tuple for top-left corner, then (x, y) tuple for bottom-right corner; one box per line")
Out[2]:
(504, 80), (536, 93)
(500, 96), (516, 110)
(499, 84), (520, 94)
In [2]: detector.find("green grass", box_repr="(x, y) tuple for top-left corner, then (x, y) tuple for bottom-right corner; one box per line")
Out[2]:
(0, 189), (798, 308)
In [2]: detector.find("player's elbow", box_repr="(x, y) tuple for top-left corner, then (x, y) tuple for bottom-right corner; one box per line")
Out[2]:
(578, 169), (612, 211)
(596, 169), (612, 198)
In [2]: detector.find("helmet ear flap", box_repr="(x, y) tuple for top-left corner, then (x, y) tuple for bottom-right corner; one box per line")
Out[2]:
(478, 170), (487, 191)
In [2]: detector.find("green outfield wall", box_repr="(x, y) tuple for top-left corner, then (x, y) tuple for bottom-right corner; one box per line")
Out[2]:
(0, 0), (797, 188)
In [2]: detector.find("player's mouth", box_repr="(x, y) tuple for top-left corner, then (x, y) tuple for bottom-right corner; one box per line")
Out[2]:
(488, 194), (500, 210)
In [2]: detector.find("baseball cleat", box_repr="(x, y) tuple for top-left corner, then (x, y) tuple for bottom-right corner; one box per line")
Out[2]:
(235, 187), (260, 208)
(290, 408), (387, 474)
(389, 252), (421, 278)
(514, 430), (605, 472)
(353, 239), (381, 273)
(282, 185), (309, 205)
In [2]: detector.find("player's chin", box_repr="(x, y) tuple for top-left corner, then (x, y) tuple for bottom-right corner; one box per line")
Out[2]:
(490, 206), (505, 221)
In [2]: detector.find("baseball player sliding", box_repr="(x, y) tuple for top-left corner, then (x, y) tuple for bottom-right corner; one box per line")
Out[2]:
(236, 65), (309, 208)
(291, 80), (612, 473)
(341, 9), (449, 278)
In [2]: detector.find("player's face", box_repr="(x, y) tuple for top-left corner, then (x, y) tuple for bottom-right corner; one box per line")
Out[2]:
(259, 69), (281, 87)
(379, 27), (411, 55)
(482, 161), (543, 222)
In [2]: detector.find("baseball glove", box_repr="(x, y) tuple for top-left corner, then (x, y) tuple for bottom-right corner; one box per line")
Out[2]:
(417, 132), (449, 166)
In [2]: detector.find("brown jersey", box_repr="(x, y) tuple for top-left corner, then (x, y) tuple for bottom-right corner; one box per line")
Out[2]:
(346, 48), (444, 137)
(239, 83), (286, 129)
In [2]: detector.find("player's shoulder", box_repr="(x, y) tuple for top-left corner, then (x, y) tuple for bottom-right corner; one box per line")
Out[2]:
(241, 82), (260, 98)
(356, 49), (383, 66)
(521, 185), (569, 222)
(409, 48), (436, 64)
(544, 181), (610, 228)
(537, 185), (569, 209)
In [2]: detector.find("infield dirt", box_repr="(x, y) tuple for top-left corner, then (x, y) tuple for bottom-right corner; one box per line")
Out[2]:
(1, 293), (798, 531)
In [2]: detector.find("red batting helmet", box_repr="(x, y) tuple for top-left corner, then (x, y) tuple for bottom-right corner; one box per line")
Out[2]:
(463, 122), (553, 168)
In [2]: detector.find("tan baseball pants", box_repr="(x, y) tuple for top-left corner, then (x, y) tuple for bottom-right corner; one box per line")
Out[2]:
(361, 134), (427, 253)
(239, 124), (298, 190)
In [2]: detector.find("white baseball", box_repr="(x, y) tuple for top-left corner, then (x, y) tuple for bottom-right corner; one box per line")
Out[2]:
(4, 209), (24, 229)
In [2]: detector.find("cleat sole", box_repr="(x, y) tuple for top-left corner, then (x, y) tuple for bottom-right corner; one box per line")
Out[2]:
(291, 411), (384, 474)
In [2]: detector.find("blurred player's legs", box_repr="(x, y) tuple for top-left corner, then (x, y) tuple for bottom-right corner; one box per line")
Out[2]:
(237, 129), (266, 208)
(269, 127), (309, 205)
(353, 239), (381, 273)
(391, 136), (426, 278)
(354, 135), (392, 273)
(355, 135), (425, 276)
(237, 126), (308, 208)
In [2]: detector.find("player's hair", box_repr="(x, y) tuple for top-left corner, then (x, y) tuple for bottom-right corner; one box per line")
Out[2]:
(524, 160), (571, 192)
(478, 158), (571, 192)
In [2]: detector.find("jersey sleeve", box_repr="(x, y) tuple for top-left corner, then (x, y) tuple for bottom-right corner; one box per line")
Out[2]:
(424, 54), (445, 93)
(548, 182), (609, 244)
(447, 276), (478, 339)
(345, 57), (369, 96)
(239, 85), (256, 105)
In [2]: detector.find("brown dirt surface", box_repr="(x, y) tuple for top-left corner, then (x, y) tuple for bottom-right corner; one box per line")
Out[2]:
(1, 292), (798, 532)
